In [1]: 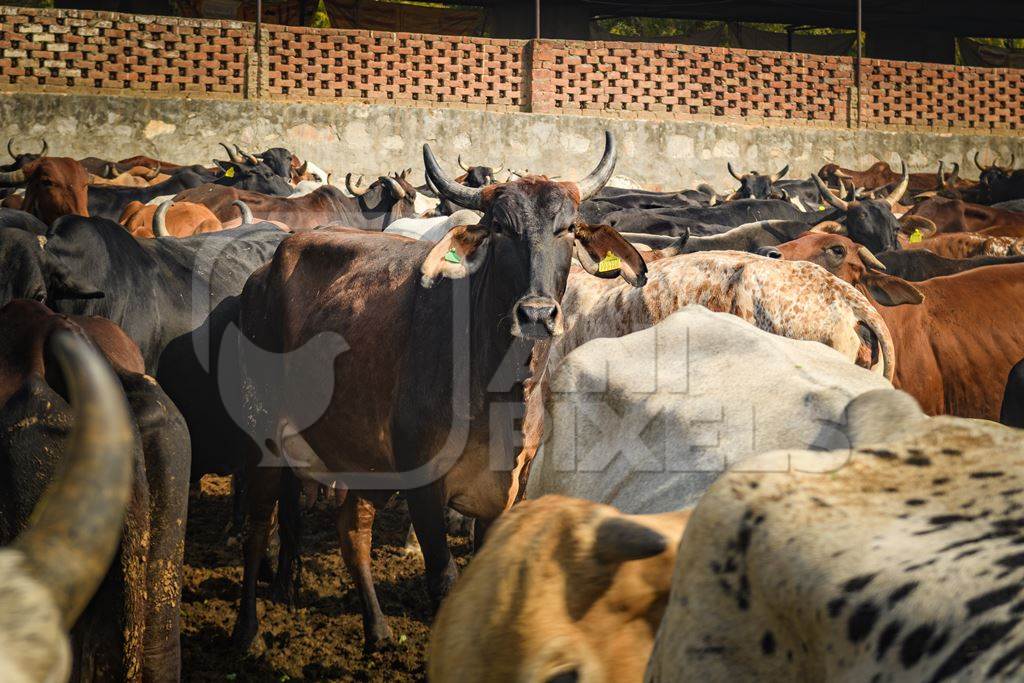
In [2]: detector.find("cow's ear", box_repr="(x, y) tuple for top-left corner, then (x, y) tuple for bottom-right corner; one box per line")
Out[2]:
(862, 272), (923, 307)
(46, 258), (104, 300)
(420, 224), (490, 288)
(574, 223), (648, 287)
(899, 215), (937, 238)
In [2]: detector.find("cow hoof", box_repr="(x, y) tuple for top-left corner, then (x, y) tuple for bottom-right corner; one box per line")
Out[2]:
(229, 621), (260, 655)
(363, 625), (395, 653)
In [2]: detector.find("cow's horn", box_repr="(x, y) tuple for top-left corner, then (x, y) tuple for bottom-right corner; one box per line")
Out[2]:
(233, 200), (253, 225)
(144, 163), (161, 181)
(974, 151), (986, 171)
(0, 167), (27, 185)
(810, 220), (848, 235)
(946, 162), (960, 187)
(6, 137), (15, 160)
(857, 246), (887, 271)
(220, 142), (243, 164)
(242, 151), (259, 166)
(345, 173), (367, 197)
(771, 164), (790, 183)
(14, 330), (133, 628)
(812, 173), (849, 211)
(102, 162), (116, 179)
(423, 144), (483, 210)
(153, 200), (171, 237)
(936, 160), (945, 187)
(592, 516), (668, 564)
(458, 155), (470, 172)
(381, 175), (406, 200)
(39, 139), (48, 157)
(296, 160), (308, 177)
(575, 131), (617, 202)
(885, 161), (910, 208)
(727, 161), (742, 181)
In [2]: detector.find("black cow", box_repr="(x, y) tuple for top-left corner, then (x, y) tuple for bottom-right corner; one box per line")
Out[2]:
(0, 218), (289, 529)
(725, 162), (790, 200)
(0, 207), (48, 234)
(601, 198), (814, 237)
(217, 144), (297, 193)
(87, 170), (206, 221)
(426, 158), (500, 215)
(0, 299), (190, 681)
(1000, 357), (1024, 428)
(1, 137), (47, 172)
(231, 132), (648, 652)
(592, 185), (715, 209)
(874, 250), (1024, 281)
(809, 164), (911, 253)
(993, 199), (1024, 213)
(621, 219), (812, 255)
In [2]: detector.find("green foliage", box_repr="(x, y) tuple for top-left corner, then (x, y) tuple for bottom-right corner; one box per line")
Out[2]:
(310, 0), (330, 28)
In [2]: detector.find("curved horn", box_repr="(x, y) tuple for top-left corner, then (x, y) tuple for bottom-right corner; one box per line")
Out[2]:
(727, 161), (743, 181)
(975, 151), (986, 171)
(492, 162), (505, 176)
(101, 162), (116, 179)
(575, 131), (617, 202)
(812, 173), (850, 211)
(0, 167), (27, 185)
(39, 139), (48, 157)
(144, 163), (161, 181)
(6, 137), (15, 160)
(885, 161), (910, 208)
(937, 160), (945, 188)
(857, 245), (887, 271)
(458, 154), (470, 172)
(345, 172), (367, 197)
(243, 151), (260, 166)
(220, 142), (243, 164)
(153, 200), (171, 237)
(423, 144), (484, 210)
(14, 330), (133, 628)
(946, 162), (960, 188)
(810, 220), (848, 235)
(770, 163), (790, 183)
(381, 175), (407, 200)
(296, 160), (308, 177)
(233, 199), (253, 225)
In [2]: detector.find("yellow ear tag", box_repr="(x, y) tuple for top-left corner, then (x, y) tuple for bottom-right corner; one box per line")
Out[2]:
(909, 229), (923, 244)
(224, 166), (236, 178)
(598, 251), (621, 273)
(444, 248), (461, 264)
(818, 203), (826, 210)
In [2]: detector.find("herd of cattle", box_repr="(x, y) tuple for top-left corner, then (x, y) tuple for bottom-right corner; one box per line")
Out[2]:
(2, 130), (1024, 681)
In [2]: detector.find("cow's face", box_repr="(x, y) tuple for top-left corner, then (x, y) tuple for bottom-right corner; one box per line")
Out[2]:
(215, 160), (294, 196)
(421, 132), (647, 340)
(812, 169), (910, 253)
(728, 163), (789, 200)
(463, 166), (497, 188)
(778, 232), (923, 307)
(253, 147), (294, 179)
(13, 158), (90, 225)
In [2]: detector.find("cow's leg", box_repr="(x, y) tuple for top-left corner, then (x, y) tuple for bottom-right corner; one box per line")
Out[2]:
(270, 467), (302, 607)
(473, 516), (494, 553)
(338, 492), (392, 650)
(228, 469), (247, 537)
(230, 464), (280, 653)
(406, 483), (457, 609)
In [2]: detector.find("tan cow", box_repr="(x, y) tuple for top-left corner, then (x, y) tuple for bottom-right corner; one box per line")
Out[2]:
(119, 199), (224, 238)
(430, 496), (690, 683)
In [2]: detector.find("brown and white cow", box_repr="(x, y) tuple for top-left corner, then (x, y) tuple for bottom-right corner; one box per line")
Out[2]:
(430, 496), (689, 683)
(779, 231), (1024, 418)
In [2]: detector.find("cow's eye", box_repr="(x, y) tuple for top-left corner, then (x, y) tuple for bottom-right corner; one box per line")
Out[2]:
(827, 245), (846, 258)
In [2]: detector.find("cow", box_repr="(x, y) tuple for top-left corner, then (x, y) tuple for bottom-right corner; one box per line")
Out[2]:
(818, 159), (949, 195)
(778, 231), (1024, 419)
(874, 248), (1024, 281)
(429, 496), (689, 683)
(724, 162), (790, 200)
(525, 307), (894, 514)
(906, 196), (1024, 234)
(1000, 358), (1024, 428)
(647, 396), (1024, 683)
(810, 163), (921, 253)
(0, 217), (290, 539)
(119, 199), (226, 238)
(428, 157), (502, 215)
(598, 198), (813, 237)
(1, 137), (48, 172)
(0, 157), (90, 224)
(620, 220), (811, 256)
(974, 152), (1020, 203)
(230, 132), (648, 652)
(0, 322), (133, 683)
(85, 170), (208, 222)
(115, 155), (187, 173)
(905, 232), (1024, 258)
(0, 207), (48, 235)
(211, 148), (295, 196)
(89, 164), (167, 188)
(0, 299), (190, 681)
(176, 173), (417, 230)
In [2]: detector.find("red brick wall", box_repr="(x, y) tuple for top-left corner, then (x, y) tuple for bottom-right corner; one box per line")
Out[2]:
(0, 7), (1020, 134)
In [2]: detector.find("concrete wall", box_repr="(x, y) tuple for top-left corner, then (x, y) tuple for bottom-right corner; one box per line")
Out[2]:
(2, 92), (1022, 192)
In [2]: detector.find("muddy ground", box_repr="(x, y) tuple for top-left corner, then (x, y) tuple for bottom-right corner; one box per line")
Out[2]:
(181, 476), (473, 682)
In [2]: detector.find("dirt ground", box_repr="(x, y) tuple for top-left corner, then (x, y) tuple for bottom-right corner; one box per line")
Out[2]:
(181, 476), (473, 682)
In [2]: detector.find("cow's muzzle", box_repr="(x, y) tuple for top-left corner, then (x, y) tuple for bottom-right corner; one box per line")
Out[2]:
(511, 296), (564, 339)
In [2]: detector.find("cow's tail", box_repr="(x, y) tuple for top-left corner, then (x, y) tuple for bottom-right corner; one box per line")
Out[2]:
(233, 199), (253, 225)
(153, 200), (171, 238)
(852, 298), (895, 382)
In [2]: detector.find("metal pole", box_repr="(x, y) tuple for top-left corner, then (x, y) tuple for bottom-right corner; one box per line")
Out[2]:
(256, 0), (262, 98)
(855, 0), (862, 89)
(535, 0), (541, 39)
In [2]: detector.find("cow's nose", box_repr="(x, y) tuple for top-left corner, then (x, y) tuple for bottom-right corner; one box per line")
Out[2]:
(757, 246), (783, 259)
(513, 298), (562, 338)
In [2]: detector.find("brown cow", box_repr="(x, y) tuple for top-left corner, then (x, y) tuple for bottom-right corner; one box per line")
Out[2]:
(906, 231), (1024, 258)
(907, 195), (1024, 234)
(429, 496), (689, 683)
(119, 199), (224, 238)
(778, 231), (1024, 419)
(89, 165), (169, 188)
(115, 155), (185, 172)
(0, 157), (89, 224)
(819, 159), (952, 193)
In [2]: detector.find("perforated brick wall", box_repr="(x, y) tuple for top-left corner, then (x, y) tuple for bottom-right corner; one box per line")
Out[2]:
(265, 26), (525, 108)
(862, 59), (1024, 132)
(0, 7), (1021, 134)
(533, 40), (854, 126)
(0, 7), (251, 96)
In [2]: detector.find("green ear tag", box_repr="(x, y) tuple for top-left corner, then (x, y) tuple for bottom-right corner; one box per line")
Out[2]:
(598, 251), (621, 273)
(909, 229), (923, 244)
(444, 248), (461, 264)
